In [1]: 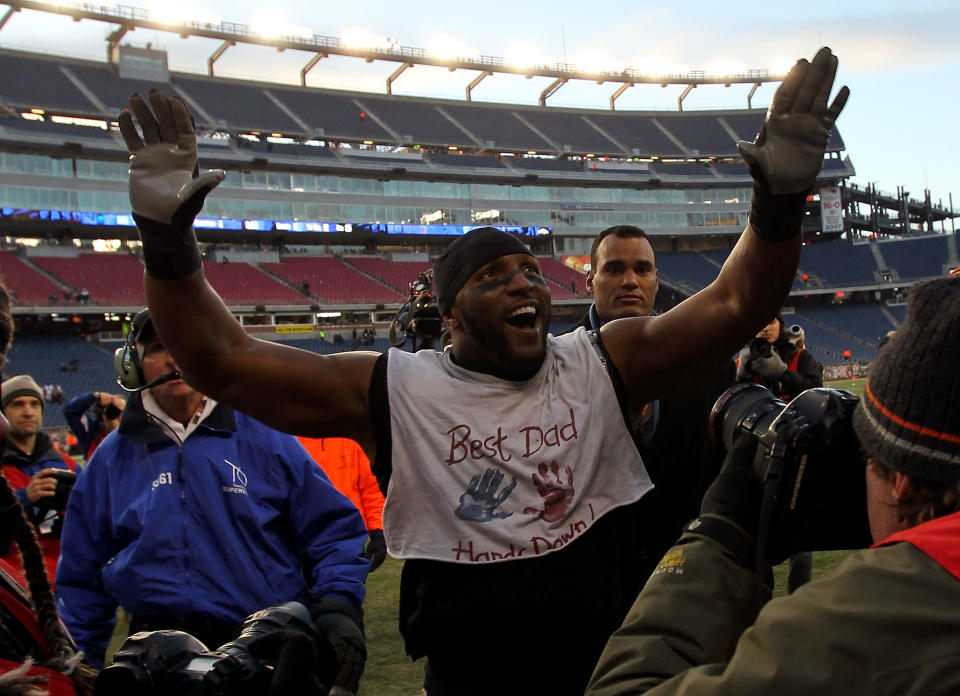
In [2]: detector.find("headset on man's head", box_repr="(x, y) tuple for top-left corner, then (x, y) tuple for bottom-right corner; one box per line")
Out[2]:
(113, 309), (180, 392)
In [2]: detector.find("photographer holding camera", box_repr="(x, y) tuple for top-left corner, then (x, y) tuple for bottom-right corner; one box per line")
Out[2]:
(736, 315), (822, 401)
(63, 390), (126, 461)
(587, 276), (960, 696)
(0, 374), (78, 589)
(56, 309), (370, 694)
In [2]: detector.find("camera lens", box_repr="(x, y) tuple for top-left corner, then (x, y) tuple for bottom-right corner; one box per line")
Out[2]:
(710, 383), (786, 452)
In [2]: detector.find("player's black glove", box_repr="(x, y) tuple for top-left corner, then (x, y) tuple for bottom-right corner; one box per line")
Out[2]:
(738, 47), (849, 241)
(312, 598), (366, 694)
(364, 529), (387, 572)
(118, 89), (224, 279)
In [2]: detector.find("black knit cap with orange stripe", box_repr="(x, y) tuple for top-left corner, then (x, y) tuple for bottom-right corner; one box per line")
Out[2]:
(852, 277), (960, 484)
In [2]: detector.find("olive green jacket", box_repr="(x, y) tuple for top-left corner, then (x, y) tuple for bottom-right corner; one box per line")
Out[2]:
(587, 530), (960, 696)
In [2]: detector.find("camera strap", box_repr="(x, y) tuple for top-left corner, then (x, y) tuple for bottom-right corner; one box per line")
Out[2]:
(755, 440), (788, 581)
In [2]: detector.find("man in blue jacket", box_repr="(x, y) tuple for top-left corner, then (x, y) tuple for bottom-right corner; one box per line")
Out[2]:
(56, 309), (370, 693)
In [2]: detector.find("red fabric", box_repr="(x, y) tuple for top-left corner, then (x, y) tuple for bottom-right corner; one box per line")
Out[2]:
(0, 658), (78, 695)
(0, 561), (44, 648)
(876, 510), (960, 581)
(85, 430), (106, 461)
(0, 562), (78, 696)
(297, 437), (384, 531)
(787, 348), (803, 372)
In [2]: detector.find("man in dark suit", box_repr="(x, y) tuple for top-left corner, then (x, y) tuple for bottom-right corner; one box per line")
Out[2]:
(570, 225), (736, 587)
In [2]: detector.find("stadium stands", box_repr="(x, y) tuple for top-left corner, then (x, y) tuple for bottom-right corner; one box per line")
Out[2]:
(265, 86), (393, 141)
(202, 260), (307, 305)
(61, 62), (171, 115)
(877, 235), (951, 280)
(654, 250), (724, 291)
(799, 241), (878, 286)
(344, 258), (432, 294)
(0, 52), (97, 114)
(260, 257), (404, 304)
(887, 303), (907, 324)
(656, 114), (738, 157)
(583, 112), (684, 157)
(353, 95), (472, 147)
(0, 252), (67, 306)
(30, 254), (146, 306)
(795, 304), (894, 362)
(174, 76), (303, 133)
(718, 113), (765, 144)
(519, 111), (620, 155)
(536, 257), (588, 297)
(438, 103), (553, 151)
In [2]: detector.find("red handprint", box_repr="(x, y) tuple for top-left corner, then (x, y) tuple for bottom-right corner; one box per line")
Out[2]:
(523, 460), (574, 523)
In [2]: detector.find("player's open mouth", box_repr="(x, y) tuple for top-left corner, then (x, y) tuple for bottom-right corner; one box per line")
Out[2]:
(505, 304), (538, 329)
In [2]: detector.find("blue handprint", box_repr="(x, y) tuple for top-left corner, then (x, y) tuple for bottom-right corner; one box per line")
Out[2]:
(454, 468), (517, 522)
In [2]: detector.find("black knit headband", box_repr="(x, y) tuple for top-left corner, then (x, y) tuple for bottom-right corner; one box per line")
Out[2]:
(433, 227), (532, 315)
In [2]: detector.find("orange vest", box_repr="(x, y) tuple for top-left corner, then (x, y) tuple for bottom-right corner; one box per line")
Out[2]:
(297, 437), (384, 532)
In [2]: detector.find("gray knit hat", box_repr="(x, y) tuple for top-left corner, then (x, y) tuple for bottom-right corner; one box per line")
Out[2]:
(1, 374), (43, 411)
(852, 277), (960, 483)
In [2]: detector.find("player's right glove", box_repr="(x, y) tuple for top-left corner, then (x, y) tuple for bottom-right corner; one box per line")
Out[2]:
(118, 89), (224, 279)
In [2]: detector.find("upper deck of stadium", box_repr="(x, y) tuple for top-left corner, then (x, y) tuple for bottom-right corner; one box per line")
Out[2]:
(0, 47), (853, 188)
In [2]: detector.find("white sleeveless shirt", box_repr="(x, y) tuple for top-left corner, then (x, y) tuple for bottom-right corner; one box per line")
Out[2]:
(383, 328), (652, 564)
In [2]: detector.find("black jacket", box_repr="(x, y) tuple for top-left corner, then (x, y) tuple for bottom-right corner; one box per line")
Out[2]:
(564, 311), (736, 588)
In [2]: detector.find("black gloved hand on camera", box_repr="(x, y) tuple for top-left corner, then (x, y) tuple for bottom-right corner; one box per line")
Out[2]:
(688, 436), (763, 571)
(364, 529), (387, 572)
(312, 597), (366, 694)
(246, 629), (335, 696)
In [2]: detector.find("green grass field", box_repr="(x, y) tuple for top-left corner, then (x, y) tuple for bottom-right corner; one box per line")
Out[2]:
(104, 377), (867, 693)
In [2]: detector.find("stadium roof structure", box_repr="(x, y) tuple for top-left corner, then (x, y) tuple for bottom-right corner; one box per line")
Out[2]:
(0, 0), (787, 110)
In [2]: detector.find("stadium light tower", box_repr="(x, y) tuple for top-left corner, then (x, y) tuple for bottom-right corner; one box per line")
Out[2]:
(0, 0), (787, 109)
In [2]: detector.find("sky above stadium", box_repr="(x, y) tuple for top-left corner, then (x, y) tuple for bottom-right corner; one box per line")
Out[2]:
(2, 0), (958, 218)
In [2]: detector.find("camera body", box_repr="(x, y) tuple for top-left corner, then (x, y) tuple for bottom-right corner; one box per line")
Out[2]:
(35, 469), (76, 512)
(389, 270), (443, 350)
(95, 602), (326, 696)
(711, 383), (872, 564)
